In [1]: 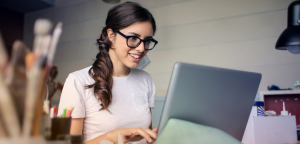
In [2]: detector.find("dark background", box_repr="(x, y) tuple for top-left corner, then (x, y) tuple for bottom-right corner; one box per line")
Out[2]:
(0, 0), (54, 57)
(0, 6), (24, 57)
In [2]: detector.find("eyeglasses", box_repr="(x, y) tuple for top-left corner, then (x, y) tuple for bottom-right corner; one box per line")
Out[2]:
(114, 29), (158, 50)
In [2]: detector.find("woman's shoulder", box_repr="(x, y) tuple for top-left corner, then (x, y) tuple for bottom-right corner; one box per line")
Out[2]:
(130, 68), (152, 79)
(67, 66), (92, 83)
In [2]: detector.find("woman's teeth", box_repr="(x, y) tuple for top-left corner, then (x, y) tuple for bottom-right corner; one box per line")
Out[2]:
(129, 54), (141, 59)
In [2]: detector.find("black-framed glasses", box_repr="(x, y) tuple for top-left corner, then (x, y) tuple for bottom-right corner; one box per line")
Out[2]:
(114, 29), (158, 50)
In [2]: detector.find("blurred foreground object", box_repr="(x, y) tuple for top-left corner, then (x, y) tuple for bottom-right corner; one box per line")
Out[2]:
(0, 33), (21, 138)
(0, 18), (62, 142)
(4, 40), (30, 128)
(155, 118), (241, 144)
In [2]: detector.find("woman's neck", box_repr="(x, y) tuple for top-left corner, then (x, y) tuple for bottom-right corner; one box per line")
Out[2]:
(109, 49), (130, 77)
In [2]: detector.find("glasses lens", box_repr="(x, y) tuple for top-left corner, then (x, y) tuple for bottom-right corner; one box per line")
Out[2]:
(127, 37), (140, 47)
(145, 40), (156, 50)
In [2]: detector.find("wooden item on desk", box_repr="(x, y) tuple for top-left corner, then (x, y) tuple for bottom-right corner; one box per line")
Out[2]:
(32, 35), (52, 136)
(0, 33), (8, 138)
(0, 33), (21, 138)
(32, 22), (63, 136)
(32, 69), (48, 136)
(5, 40), (30, 128)
(23, 52), (39, 137)
(24, 19), (52, 137)
(0, 118), (7, 138)
(0, 33), (7, 65)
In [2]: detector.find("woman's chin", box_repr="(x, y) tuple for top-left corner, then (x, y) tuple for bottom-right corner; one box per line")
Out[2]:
(126, 62), (140, 68)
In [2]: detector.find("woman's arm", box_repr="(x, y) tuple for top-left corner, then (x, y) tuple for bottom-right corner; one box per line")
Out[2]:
(70, 118), (83, 134)
(71, 118), (157, 144)
(85, 127), (156, 144)
(85, 133), (111, 144)
(70, 118), (112, 144)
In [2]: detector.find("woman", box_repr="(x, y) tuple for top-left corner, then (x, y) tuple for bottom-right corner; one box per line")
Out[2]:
(58, 2), (158, 144)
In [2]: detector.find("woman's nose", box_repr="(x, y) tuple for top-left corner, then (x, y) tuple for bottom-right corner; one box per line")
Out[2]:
(135, 41), (145, 52)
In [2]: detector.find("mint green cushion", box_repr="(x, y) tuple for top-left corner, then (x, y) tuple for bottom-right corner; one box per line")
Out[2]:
(155, 118), (242, 144)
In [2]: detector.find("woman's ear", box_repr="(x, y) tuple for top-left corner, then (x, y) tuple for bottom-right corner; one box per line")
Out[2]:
(107, 28), (115, 43)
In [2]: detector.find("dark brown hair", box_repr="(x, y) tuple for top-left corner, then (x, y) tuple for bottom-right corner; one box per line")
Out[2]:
(86, 2), (156, 111)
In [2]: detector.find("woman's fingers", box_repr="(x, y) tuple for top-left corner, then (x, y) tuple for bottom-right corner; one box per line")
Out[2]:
(144, 128), (157, 140)
(152, 128), (158, 133)
(134, 128), (154, 143)
(123, 130), (132, 137)
(119, 127), (158, 143)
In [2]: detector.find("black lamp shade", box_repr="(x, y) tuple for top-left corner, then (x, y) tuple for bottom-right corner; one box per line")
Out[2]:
(276, 1), (300, 54)
(102, 0), (120, 4)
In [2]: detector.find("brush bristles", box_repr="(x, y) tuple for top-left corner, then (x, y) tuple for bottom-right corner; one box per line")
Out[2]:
(34, 19), (52, 35)
(56, 22), (63, 28)
(25, 53), (34, 71)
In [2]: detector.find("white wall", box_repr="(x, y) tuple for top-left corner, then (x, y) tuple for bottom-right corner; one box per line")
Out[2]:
(24, 0), (299, 97)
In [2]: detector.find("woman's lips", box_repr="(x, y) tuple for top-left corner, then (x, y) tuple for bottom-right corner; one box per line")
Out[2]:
(128, 53), (143, 62)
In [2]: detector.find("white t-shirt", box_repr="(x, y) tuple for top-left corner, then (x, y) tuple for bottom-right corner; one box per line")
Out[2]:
(58, 66), (156, 143)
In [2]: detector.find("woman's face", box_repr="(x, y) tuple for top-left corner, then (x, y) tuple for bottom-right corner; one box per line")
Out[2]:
(109, 21), (154, 68)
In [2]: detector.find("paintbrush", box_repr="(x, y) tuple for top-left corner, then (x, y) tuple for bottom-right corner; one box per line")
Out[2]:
(23, 19), (52, 137)
(5, 40), (30, 85)
(0, 33), (21, 137)
(32, 22), (63, 136)
(0, 118), (7, 138)
(33, 19), (52, 55)
(23, 35), (52, 137)
(0, 33), (8, 138)
(4, 40), (30, 128)
(0, 33), (7, 66)
(31, 34), (52, 136)
(47, 22), (62, 68)
(22, 52), (38, 137)
(31, 62), (48, 136)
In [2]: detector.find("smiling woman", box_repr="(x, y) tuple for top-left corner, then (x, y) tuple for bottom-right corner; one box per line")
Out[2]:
(57, 2), (158, 144)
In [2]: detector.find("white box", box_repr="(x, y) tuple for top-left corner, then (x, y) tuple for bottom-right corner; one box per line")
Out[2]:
(243, 116), (297, 144)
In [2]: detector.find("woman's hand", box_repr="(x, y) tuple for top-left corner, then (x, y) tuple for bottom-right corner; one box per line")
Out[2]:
(107, 127), (158, 143)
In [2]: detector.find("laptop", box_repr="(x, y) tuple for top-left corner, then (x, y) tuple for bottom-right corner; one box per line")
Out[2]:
(157, 62), (262, 141)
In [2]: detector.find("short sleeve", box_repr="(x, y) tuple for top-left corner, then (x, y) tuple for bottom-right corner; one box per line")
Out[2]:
(147, 75), (156, 108)
(57, 74), (86, 118)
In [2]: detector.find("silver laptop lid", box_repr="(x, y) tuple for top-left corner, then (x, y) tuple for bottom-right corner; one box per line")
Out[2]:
(157, 62), (261, 141)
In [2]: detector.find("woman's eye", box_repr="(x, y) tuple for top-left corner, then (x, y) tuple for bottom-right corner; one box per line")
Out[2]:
(145, 40), (152, 44)
(129, 37), (137, 41)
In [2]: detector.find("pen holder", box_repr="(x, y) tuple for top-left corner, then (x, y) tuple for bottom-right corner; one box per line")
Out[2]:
(50, 117), (71, 140)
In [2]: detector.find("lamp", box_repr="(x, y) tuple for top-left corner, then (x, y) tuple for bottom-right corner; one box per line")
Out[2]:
(276, 0), (300, 54)
(102, 0), (120, 4)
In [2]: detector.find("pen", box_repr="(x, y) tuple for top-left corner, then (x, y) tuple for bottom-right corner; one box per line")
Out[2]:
(53, 106), (57, 118)
(62, 108), (67, 118)
(66, 107), (72, 118)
